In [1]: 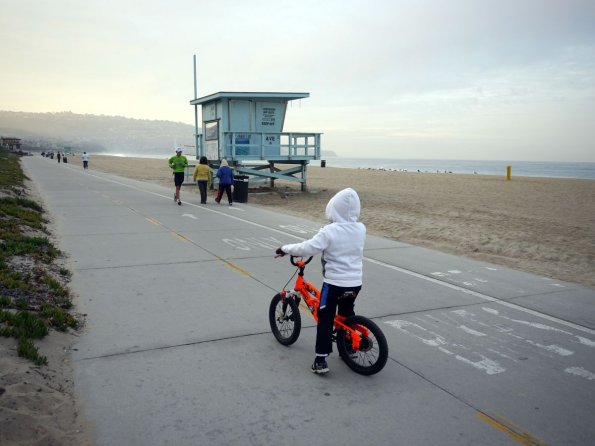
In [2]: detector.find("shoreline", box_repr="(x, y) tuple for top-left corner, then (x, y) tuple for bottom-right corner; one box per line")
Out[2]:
(87, 155), (595, 288)
(88, 152), (595, 181)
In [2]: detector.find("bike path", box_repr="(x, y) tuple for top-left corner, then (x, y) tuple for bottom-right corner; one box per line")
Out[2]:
(24, 156), (595, 446)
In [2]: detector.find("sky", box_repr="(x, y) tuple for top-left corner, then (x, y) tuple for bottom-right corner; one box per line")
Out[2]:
(1, 0), (594, 161)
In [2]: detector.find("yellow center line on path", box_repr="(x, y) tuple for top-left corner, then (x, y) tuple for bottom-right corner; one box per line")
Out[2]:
(171, 232), (194, 244)
(476, 412), (547, 446)
(145, 217), (161, 226)
(218, 258), (251, 277)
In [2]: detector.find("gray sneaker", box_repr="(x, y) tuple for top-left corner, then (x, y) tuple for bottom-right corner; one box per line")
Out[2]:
(311, 359), (329, 375)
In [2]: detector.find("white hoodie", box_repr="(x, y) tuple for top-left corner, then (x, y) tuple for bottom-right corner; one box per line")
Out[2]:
(281, 188), (366, 287)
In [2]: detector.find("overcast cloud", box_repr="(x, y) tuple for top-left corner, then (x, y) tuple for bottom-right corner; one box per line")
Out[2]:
(1, 0), (594, 161)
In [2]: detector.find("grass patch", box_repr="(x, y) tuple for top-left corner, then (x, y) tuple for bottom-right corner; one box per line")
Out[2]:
(0, 269), (32, 292)
(2, 235), (60, 262)
(0, 148), (80, 365)
(59, 267), (72, 278)
(40, 303), (78, 331)
(17, 337), (48, 366)
(0, 152), (27, 189)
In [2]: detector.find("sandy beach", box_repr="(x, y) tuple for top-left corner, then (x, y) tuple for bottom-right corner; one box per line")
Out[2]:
(88, 154), (595, 288)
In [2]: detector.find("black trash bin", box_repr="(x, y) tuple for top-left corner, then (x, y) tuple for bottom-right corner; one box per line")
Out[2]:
(321, 160), (326, 168)
(233, 175), (249, 203)
(63, 157), (68, 163)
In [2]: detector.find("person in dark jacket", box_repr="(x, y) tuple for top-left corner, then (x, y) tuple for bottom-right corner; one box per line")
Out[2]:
(215, 159), (234, 206)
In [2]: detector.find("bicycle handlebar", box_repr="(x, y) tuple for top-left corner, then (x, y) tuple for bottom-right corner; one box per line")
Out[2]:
(290, 256), (313, 266)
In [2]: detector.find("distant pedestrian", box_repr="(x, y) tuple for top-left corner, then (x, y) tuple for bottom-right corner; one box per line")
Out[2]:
(169, 148), (188, 205)
(193, 156), (212, 204)
(82, 151), (89, 169)
(215, 159), (234, 206)
(57, 152), (61, 163)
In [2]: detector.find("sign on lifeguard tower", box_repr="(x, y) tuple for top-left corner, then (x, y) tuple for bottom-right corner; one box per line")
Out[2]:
(189, 91), (321, 190)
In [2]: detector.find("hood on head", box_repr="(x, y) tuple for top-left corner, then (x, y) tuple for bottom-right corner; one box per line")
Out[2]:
(220, 159), (228, 167)
(325, 188), (360, 223)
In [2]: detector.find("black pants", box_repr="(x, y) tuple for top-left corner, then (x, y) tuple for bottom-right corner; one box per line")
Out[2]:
(315, 283), (361, 356)
(197, 181), (208, 203)
(216, 184), (232, 204)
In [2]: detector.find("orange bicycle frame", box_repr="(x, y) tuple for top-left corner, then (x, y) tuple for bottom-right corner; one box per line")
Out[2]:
(282, 258), (368, 350)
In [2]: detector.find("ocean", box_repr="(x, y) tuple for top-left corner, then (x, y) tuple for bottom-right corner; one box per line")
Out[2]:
(99, 152), (595, 180)
(312, 158), (595, 180)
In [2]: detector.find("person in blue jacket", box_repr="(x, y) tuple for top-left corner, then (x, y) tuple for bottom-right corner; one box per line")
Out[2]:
(215, 159), (234, 206)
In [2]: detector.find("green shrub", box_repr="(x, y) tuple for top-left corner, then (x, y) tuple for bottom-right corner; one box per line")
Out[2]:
(17, 337), (47, 366)
(40, 303), (78, 331)
(13, 310), (49, 339)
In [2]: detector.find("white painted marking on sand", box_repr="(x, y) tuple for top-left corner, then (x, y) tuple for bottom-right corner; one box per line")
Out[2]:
(422, 334), (448, 347)
(385, 319), (505, 375)
(448, 270), (462, 274)
(576, 336), (595, 347)
(221, 239), (251, 251)
(523, 340), (574, 356)
(455, 354), (505, 375)
(509, 320), (572, 334)
(494, 324), (513, 333)
(278, 224), (319, 235)
(459, 325), (487, 336)
(451, 309), (476, 318)
(222, 236), (283, 251)
(431, 271), (448, 277)
(474, 278), (488, 283)
(365, 257), (595, 337)
(564, 367), (595, 380)
(484, 267), (498, 271)
(182, 213), (198, 220)
(482, 307), (499, 315)
(385, 320), (447, 346)
(483, 307), (573, 334)
(487, 348), (517, 362)
(385, 319), (418, 330)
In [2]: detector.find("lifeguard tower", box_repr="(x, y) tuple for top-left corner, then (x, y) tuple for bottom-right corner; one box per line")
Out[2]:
(189, 92), (321, 190)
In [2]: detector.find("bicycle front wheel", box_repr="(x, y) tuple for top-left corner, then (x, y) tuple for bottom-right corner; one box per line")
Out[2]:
(336, 315), (388, 375)
(269, 293), (301, 346)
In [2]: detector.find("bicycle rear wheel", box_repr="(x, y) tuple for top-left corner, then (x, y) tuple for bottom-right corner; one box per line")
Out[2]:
(336, 315), (388, 375)
(269, 293), (301, 345)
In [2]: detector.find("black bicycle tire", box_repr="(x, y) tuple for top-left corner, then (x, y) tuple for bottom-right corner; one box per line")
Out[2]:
(269, 293), (301, 346)
(337, 315), (388, 375)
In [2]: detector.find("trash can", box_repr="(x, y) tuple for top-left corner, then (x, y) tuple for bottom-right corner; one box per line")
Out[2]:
(233, 175), (249, 203)
(321, 160), (326, 168)
(63, 157), (68, 163)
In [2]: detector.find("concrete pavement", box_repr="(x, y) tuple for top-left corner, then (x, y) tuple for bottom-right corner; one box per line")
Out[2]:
(24, 156), (595, 446)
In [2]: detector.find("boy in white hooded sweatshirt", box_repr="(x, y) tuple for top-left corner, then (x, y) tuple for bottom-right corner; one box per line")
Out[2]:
(276, 188), (366, 374)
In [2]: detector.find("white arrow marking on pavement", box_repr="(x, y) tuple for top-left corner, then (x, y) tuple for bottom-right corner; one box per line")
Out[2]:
(182, 214), (198, 219)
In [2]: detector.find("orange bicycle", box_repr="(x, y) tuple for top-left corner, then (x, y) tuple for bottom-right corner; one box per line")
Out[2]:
(269, 256), (388, 375)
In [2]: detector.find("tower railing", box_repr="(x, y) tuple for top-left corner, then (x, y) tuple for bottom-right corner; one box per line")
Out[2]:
(221, 131), (321, 161)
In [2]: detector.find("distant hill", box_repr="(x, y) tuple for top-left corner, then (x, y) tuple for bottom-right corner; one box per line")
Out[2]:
(0, 111), (196, 156)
